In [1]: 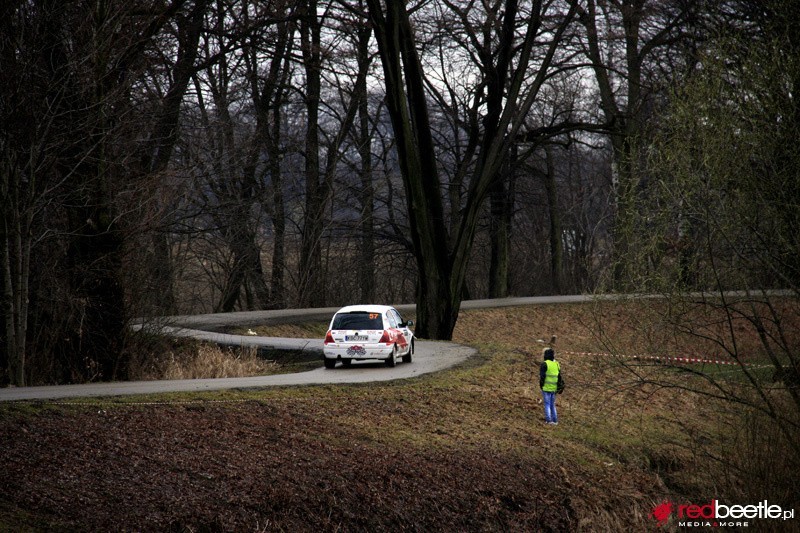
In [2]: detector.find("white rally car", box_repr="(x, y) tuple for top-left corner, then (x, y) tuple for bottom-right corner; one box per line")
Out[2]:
(323, 305), (414, 369)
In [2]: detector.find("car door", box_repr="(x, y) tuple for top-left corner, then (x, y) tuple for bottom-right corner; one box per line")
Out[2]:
(390, 308), (413, 354)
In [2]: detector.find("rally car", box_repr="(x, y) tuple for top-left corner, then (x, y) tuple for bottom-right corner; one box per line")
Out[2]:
(322, 305), (414, 369)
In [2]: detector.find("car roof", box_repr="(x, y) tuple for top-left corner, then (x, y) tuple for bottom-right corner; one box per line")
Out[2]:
(333, 305), (396, 315)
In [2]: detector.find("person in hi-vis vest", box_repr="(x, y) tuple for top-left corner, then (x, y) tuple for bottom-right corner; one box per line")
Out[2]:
(539, 347), (560, 425)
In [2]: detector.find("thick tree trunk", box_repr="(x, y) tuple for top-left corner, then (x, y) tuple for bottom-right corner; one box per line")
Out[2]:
(367, 0), (574, 339)
(577, 0), (652, 289)
(64, 198), (126, 381)
(488, 183), (510, 299)
(215, 225), (270, 312)
(368, 0), (455, 339)
(239, 11), (294, 311)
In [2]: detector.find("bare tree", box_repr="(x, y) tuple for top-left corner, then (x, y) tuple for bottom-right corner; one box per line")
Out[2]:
(365, 0), (578, 338)
(297, 0), (376, 307)
(1, 0), (199, 384)
(246, 2), (298, 309)
(612, 0), (800, 497)
(572, 0), (700, 288)
(133, 0), (209, 316)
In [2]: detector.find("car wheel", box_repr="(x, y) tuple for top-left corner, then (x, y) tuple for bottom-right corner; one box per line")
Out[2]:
(324, 358), (336, 369)
(385, 345), (397, 367)
(402, 340), (413, 363)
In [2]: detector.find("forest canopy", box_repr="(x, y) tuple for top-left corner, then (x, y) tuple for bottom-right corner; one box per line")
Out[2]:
(1, 0), (797, 385)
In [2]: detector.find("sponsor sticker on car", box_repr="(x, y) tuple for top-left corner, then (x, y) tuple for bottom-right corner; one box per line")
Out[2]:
(347, 346), (367, 356)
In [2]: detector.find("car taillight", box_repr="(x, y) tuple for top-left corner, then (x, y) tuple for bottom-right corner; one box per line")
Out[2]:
(378, 330), (393, 344)
(324, 330), (334, 345)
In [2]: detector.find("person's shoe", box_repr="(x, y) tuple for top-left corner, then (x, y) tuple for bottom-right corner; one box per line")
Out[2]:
(551, 421), (558, 425)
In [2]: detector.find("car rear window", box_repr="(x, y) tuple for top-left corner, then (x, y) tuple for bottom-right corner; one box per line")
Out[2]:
(332, 311), (384, 330)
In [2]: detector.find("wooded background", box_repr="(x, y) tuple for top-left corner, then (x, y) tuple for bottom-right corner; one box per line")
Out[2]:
(2, 0), (798, 385)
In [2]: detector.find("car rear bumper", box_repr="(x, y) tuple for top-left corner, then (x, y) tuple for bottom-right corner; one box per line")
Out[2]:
(323, 343), (394, 360)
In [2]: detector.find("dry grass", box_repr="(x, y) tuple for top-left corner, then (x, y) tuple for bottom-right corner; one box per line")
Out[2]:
(453, 300), (800, 528)
(128, 343), (279, 381)
(2, 300), (796, 531)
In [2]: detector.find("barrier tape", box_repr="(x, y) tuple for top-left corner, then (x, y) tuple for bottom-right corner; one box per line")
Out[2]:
(562, 350), (772, 368)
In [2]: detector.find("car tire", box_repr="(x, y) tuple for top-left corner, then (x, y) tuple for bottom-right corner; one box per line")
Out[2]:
(385, 346), (397, 367)
(324, 358), (336, 369)
(402, 341), (413, 363)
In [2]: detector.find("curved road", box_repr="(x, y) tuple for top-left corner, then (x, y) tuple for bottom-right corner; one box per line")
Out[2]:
(0, 292), (778, 402)
(0, 340), (473, 402)
(0, 295), (603, 402)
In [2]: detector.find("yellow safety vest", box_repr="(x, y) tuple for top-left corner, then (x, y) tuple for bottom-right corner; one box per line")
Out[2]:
(543, 360), (560, 392)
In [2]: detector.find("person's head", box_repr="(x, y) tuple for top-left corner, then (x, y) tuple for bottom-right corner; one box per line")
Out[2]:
(543, 347), (555, 361)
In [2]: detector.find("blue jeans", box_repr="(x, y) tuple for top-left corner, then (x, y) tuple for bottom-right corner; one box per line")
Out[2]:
(542, 391), (558, 423)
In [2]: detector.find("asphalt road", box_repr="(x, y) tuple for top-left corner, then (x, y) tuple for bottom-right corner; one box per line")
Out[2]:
(155, 295), (597, 332)
(0, 339), (474, 402)
(0, 293), (667, 402)
(0, 292), (779, 402)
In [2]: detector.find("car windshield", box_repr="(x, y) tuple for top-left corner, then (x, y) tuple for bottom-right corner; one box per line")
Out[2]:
(332, 311), (383, 330)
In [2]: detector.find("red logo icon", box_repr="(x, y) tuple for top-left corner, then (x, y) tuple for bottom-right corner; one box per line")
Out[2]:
(651, 500), (674, 527)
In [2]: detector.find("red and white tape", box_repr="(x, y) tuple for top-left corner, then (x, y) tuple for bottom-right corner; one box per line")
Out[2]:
(562, 350), (771, 368)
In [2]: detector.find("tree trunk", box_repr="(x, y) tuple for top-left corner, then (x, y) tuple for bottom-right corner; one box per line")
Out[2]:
(1, 199), (31, 386)
(356, 24), (376, 304)
(268, 119), (286, 309)
(576, 0), (689, 289)
(63, 165), (127, 381)
(240, 8), (294, 310)
(544, 146), (564, 294)
(367, 0), (575, 339)
(488, 145), (517, 299)
(138, 0), (207, 314)
(215, 224), (270, 312)
(367, 0), (455, 338)
(298, 0), (325, 307)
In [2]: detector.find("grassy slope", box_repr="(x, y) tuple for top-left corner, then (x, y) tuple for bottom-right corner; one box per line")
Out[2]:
(0, 302), (780, 531)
